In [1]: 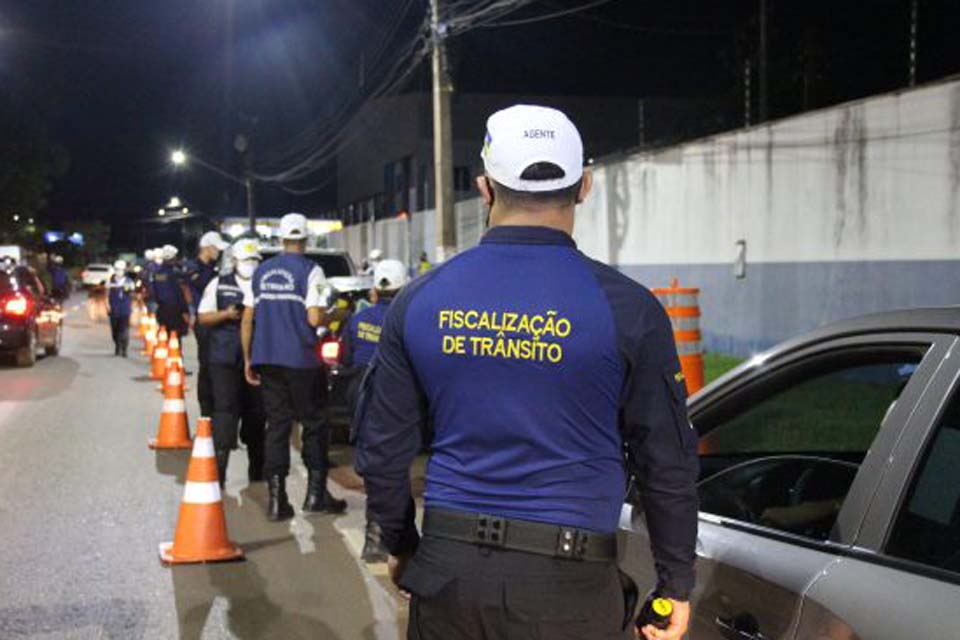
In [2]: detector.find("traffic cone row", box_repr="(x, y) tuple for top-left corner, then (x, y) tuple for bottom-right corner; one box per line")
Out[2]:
(136, 321), (243, 564)
(159, 417), (243, 564)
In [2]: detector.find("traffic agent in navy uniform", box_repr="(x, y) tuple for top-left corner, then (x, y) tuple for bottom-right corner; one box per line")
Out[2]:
(240, 213), (347, 521)
(342, 258), (409, 563)
(355, 105), (699, 640)
(106, 259), (135, 357)
(184, 231), (230, 421)
(148, 244), (190, 337)
(198, 238), (266, 488)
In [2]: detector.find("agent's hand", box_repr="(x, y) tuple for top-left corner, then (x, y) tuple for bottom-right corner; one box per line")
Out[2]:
(388, 554), (412, 600)
(639, 599), (690, 640)
(224, 306), (242, 322)
(244, 362), (261, 386)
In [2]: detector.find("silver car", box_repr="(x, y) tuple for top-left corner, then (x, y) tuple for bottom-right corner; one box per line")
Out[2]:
(621, 307), (960, 639)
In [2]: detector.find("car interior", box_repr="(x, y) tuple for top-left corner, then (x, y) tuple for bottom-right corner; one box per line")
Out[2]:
(689, 347), (926, 541)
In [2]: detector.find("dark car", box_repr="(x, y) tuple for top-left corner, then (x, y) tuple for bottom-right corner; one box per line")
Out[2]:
(620, 307), (960, 640)
(259, 247), (369, 430)
(0, 265), (64, 367)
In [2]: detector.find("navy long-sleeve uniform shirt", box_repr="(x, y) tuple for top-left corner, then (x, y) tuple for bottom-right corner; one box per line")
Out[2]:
(355, 225), (699, 599)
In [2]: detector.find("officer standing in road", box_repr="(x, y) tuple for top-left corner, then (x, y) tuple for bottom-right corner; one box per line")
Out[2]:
(198, 238), (266, 487)
(355, 105), (699, 640)
(240, 213), (347, 521)
(184, 231), (229, 421)
(149, 245), (190, 337)
(50, 255), (70, 301)
(106, 259), (135, 357)
(342, 258), (408, 563)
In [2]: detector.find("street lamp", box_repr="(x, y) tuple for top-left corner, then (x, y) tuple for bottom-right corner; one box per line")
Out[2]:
(168, 146), (256, 229)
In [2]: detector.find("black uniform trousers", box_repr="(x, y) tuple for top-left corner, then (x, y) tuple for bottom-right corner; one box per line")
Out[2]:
(156, 304), (188, 339)
(258, 365), (329, 478)
(109, 314), (130, 352)
(194, 325), (215, 417)
(209, 363), (266, 467)
(401, 536), (635, 640)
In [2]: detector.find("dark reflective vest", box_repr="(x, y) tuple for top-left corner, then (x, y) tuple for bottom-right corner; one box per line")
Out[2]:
(345, 301), (389, 367)
(208, 273), (245, 366)
(107, 275), (135, 317)
(184, 258), (217, 309)
(251, 253), (320, 369)
(151, 263), (185, 308)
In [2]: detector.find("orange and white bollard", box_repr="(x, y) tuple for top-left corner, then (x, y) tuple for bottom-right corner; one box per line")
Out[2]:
(653, 279), (704, 395)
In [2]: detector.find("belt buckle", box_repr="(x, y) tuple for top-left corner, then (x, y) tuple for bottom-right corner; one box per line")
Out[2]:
(556, 527), (588, 560)
(474, 514), (507, 548)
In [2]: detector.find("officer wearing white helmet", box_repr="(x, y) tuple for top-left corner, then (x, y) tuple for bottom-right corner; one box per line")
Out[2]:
(184, 231), (230, 421)
(240, 213), (347, 520)
(361, 248), (384, 276)
(106, 259), (135, 356)
(342, 258), (408, 562)
(198, 238), (266, 487)
(148, 244), (189, 337)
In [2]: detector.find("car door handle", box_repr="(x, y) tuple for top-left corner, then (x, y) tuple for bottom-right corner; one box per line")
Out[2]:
(715, 616), (769, 640)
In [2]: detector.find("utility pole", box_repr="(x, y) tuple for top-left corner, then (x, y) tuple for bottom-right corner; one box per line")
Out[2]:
(744, 58), (752, 127)
(909, 0), (918, 87)
(235, 134), (256, 229)
(758, 0), (768, 123)
(430, 0), (456, 262)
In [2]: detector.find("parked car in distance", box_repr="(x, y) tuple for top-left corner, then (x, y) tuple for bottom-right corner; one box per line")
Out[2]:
(80, 263), (113, 287)
(0, 264), (63, 367)
(619, 307), (960, 640)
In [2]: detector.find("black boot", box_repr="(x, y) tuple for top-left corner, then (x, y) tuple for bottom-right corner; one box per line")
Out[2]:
(361, 519), (389, 563)
(121, 343), (128, 358)
(302, 470), (347, 514)
(215, 450), (230, 489)
(267, 475), (294, 521)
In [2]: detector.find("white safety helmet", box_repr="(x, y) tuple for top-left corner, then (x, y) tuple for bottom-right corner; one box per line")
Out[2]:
(368, 248), (384, 262)
(373, 259), (408, 292)
(113, 259), (127, 272)
(231, 238), (261, 262)
(152, 248), (164, 265)
(199, 231), (229, 251)
(162, 244), (178, 261)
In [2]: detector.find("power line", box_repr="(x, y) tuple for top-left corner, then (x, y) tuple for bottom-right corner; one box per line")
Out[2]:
(477, 0), (619, 28)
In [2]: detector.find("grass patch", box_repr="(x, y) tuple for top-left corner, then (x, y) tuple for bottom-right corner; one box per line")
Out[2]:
(703, 352), (745, 384)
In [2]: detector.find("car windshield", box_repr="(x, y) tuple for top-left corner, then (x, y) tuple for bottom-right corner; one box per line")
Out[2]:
(307, 254), (352, 278)
(88, 265), (110, 271)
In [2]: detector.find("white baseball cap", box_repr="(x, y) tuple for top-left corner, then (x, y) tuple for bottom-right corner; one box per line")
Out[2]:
(113, 259), (127, 271)
(368, 248), (383, 261)
(373, 259), (408, 292)
(279, 213), (308, 240)
(162, 244), (178, 260)
(480, 104), (584, 192)
(199, 231), (229, 251)
(231, 238), (261, 261)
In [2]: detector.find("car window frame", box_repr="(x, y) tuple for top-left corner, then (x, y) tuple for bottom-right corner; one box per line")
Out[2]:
(690, 332), (950, 550)
(858, 335), (960, 560)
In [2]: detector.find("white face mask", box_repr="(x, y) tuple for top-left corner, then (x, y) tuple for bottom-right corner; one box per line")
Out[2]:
(236, 260), (258, 279)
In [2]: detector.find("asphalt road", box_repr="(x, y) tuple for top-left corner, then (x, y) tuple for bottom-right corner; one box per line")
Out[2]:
(0, 300), (408, 639)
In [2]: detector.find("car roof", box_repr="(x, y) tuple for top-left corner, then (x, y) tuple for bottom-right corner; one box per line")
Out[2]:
(86, 263), (112, 269)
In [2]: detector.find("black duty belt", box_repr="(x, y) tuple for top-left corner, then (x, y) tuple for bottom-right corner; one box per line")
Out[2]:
(422, 508), (617, 563)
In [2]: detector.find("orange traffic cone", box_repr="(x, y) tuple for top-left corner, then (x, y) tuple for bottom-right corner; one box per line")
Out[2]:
(159, 417), (243, 564)
(158, 358), (188, 395)
(151, 329), (170, 380)
(168, 331), (182, 361)
(149, 360), (192, 449)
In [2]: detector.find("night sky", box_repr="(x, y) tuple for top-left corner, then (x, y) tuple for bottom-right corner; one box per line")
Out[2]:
(3, 0), (958, 236)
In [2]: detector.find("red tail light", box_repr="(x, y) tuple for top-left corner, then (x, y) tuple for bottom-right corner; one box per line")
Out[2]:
(320, 339), (341, 365)
(3, 295), (31, 317)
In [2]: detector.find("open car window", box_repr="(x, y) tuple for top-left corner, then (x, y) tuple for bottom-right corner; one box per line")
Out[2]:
(695, 347), (925, 541)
